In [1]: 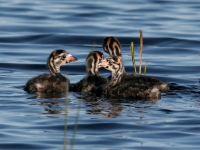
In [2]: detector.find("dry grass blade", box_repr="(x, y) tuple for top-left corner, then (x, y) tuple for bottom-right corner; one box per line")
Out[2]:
(130, 29), (148, 75)
(139, 29), (143, 74)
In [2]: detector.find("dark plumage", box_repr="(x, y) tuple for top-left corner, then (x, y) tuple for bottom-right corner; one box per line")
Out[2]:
(100, 56), (169, 99)
(72, 51), (108, 95)
(102, 36), (169, 92)
(24, 49), (77, 93)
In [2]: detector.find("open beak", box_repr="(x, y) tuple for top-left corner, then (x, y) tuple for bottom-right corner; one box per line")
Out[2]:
(66, 54), (78, 63)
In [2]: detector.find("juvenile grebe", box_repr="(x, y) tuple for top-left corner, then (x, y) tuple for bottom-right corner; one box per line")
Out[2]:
(100, 56), (169, 99)
(24, 49), (77, 93)
(102, 36), (169, 92)
(103, 37), (122, 57)
(72, 51), (108, 94)
(102, 37), (126, 74)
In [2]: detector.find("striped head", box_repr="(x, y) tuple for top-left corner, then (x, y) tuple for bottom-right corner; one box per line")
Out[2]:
(47, 49), (77, 75)
(101, 56), (124, 86)
(86, 51), (104, 76)
(102, 37), (126, 74)
(102, 37), (122, 57)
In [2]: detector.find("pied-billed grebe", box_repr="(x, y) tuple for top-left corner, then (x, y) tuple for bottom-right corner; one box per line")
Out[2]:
(72, 51), (108, 94)
(100, 56), (169, 99)
(24, 49), (77, 93)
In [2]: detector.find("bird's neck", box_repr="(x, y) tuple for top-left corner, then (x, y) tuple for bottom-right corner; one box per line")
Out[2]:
(87, 67), (99, 76)
(110, 66), (125, 86)
(121, 65), (126, 74)
(86, 61), (99, 76)
(47, 57), (60, 76)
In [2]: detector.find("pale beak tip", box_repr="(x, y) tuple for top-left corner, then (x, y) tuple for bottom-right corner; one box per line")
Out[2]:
(66, 55), (78, 63)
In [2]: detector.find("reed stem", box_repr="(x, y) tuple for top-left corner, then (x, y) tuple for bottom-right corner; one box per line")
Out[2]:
(63, 78), (69, 150)
(144, 62), (148, 76)
(130, 42), (137, 73)
(139, 29), (143, 74)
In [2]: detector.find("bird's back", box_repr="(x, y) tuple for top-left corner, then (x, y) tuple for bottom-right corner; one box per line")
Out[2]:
(72, 75), (108, 94)
(24, 73), (71, 93)
(124, 74), (169, 92)
(103, 74), (165, 99)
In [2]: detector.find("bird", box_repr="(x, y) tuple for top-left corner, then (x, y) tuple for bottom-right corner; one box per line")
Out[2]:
(72, 51), (108, 95)
(24, 49), (77, 94)
(102, 36), (169, 92)
(102, 37), (126, 74)
(100, 56), (169, 99)
(102, 37), (122, 57)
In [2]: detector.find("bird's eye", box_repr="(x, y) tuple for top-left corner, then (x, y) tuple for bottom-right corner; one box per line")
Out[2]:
(108, 60), (113, 65)
(62, 55), (66, 59)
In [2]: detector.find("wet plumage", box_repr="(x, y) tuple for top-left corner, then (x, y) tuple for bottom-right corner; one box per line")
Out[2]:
(72, 51), (108, 95)
(24, 49), (77, 93)
(100, 54), (169, 100)
(101, 37), (169, 99)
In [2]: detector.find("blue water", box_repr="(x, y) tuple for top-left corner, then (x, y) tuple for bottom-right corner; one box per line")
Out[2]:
(0, 0), (200, 149)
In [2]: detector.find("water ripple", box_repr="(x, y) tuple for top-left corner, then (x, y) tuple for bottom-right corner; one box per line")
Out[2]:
(1, 0), (200, 149)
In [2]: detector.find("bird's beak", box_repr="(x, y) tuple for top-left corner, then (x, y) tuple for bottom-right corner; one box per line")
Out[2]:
(66, 54), (78, 63)
(100, 59), (109, 67)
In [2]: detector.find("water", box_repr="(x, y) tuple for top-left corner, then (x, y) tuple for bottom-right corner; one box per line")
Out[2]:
(0, 0), (200, 149)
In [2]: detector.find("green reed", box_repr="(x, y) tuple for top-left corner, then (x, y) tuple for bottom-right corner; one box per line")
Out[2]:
(130, 30), (148, 75)
(130, 42), (137, 73)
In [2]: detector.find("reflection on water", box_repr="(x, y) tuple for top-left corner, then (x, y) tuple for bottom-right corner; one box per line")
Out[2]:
(27, 92), (66, 99)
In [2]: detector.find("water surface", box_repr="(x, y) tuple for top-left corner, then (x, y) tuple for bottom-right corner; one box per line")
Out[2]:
(0, 0), (200, 150)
